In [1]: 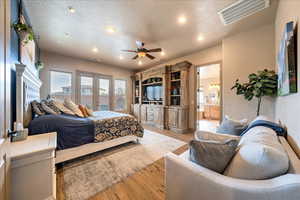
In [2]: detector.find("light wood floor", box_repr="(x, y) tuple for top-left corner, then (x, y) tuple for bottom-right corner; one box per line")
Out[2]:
(56, 125), (194, 200)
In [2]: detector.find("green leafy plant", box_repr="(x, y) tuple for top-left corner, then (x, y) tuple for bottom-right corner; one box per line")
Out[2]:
(35, 60), (44, 72)
(12, 22), (34, 44)
(231, 69), (278, 116)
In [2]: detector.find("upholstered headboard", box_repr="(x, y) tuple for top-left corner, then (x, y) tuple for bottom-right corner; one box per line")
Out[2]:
(15, 63), (42, 128)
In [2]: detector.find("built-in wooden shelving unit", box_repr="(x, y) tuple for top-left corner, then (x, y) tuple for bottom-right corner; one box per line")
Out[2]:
(131, 61), (192, 133)
(141, 77), (163, 105)
(135, 80), (140, 104)
(170, 71), (181, 106)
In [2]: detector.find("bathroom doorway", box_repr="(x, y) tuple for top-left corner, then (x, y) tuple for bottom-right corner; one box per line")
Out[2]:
(196, 63), (221, 132)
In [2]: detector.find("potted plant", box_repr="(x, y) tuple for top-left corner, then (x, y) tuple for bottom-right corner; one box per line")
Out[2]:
(231, 69), (278, 116)
(35, 60), (44, 72)
(12, 22), (34, 45)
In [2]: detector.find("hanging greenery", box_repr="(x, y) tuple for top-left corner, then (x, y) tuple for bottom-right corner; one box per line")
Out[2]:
(231, 69), (278, 116)
(35, 35), (44, 72)
(12, 22), (35, 44)
(35, 60), (44, 72)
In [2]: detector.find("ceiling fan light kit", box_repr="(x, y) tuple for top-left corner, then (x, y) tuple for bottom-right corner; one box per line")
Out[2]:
(137, 52), (146, 58)
(122, 40), (162, 61)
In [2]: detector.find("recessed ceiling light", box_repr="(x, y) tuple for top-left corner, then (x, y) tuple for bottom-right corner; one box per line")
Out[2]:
(119, 55), (123, 60)
(178, 16), (187, 24)
(197, 35), (204, 41)
(65, 33), (71, 38)
(92, 47), (98, 53)
(138, 60), (142, 66)
(106, 26), (116, 33)
(161, 51), (165, 56)
(68, 6), (75, 13)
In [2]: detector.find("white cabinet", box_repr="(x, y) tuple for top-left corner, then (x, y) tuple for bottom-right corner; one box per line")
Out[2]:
(10, 132), (57, 200)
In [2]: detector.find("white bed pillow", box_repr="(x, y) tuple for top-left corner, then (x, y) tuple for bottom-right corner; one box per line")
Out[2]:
(224, 126), (289, 180)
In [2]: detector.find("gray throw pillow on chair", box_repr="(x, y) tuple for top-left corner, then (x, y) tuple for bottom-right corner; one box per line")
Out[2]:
(216, 115), (248, 136)
(189, 139), (239, 173)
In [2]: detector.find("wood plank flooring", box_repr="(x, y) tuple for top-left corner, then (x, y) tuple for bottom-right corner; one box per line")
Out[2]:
(56, 125), (194, 200)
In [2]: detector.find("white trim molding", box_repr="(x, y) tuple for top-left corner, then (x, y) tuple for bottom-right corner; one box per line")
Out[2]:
(16, 63), (42, 126)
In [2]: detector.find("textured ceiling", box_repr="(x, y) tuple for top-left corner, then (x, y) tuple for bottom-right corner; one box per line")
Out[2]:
(23, 0), (278, 70)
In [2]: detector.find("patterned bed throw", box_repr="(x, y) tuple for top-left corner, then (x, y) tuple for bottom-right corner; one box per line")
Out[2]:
(89, 111), (144, 142)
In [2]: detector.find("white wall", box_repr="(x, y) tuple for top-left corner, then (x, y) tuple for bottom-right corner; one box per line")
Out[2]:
(145, 25), (276, 129)
(40, 51), (134, 113)
(143, 45), (223, 130)
(222, 24), (276, 120)
(274, 0), (300, 155)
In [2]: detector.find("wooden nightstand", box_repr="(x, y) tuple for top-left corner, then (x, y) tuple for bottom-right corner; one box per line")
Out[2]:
(10, 132), (57, 200)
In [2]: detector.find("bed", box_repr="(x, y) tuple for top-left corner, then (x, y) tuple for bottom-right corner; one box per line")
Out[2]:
(28, 111), (143, 150)
(16, 64), (143, 164)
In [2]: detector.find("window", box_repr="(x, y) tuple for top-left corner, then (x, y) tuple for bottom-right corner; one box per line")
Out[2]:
(50, 71), (72, 101)
(77, 71), (113, 110)
(80, 76), (93, 108)
(114, 79), (127, 111)
(98, 78), (110, 111)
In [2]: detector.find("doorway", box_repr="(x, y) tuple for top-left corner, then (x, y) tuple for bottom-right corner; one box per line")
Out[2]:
(196, 63), (221, 132)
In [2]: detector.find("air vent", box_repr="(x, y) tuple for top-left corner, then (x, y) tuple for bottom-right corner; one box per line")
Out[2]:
(218, 0), (270, 25)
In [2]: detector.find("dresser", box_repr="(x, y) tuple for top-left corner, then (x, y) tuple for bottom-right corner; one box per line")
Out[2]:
(10, 132), (57, 200)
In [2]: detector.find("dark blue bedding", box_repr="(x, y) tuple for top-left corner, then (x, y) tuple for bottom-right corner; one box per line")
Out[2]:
(28, 114), (94, 150)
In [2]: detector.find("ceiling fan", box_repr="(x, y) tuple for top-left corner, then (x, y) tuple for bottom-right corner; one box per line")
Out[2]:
(122, 41), (162, 60)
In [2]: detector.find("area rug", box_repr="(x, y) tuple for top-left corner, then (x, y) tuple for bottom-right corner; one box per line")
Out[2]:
(61, 129), (186, 200)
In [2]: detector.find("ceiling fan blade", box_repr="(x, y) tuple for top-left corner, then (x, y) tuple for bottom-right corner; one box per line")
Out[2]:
(136, 41), (144, 48)
(146, 54), (155, 60)
(147, 48), (162, 52)
(122, 50), (137, 53)
(132, 55), (138, 60)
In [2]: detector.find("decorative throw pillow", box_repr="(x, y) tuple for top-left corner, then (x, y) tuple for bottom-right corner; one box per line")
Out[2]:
(64, 98), (84, 117)
(41, 100), (59, 115)
(196, 130), (240, 142)
(31, 100), (45, 116)
(46, 100), (61, 114)
(85, 106), (94, 117)
(189, 139), (239, 173)
(52, 100), (75, 115)
(78, 104), (89, 117)
(224, 126), (289, 179)
(216, 115), (248, 136)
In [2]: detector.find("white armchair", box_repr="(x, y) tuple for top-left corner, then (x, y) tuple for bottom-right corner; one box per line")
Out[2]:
(165, 134), (300, 200)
